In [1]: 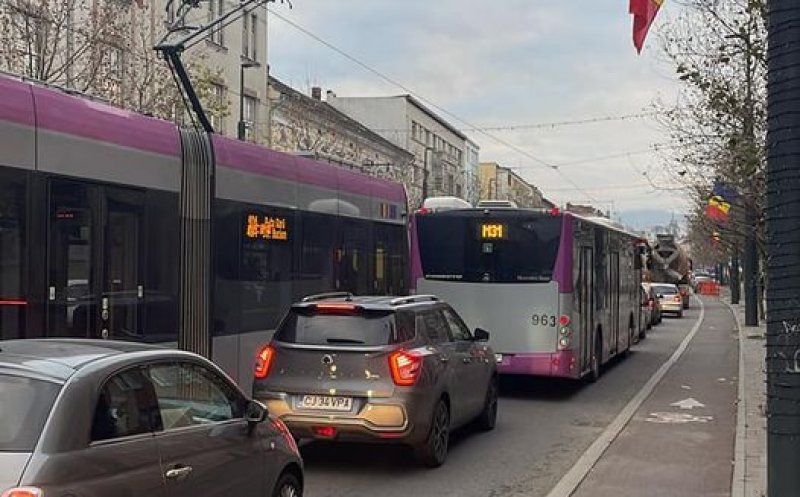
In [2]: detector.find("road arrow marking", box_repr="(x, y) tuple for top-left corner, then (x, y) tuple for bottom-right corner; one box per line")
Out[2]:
(645, 412), (714, 424)
(671, 397), (706, 410)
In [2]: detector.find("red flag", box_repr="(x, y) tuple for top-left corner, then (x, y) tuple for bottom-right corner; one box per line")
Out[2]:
(630, 0), (665, 54)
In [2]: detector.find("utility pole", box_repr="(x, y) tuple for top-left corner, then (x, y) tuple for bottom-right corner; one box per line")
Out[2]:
(766, 1), (800, 496)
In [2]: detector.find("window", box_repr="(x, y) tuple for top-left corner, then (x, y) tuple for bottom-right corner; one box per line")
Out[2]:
(0, 374), (60, 451)
(243, 95), (257, 141)
(207, 0), (225, 45)
(148, 363), (244, 430)
(91, 368), (160, 442)
(209, 83), (226, 133)
(242, 13), (258, 60)
(274, 309), (410, 346)
(418, 310), (452, 344)
(0, 169), (27, 340)
(442, 307), (472, 341)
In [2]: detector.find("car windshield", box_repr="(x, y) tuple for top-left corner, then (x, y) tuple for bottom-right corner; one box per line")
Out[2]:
(274, 308), (415, 346)
(0, 374), (61, 452)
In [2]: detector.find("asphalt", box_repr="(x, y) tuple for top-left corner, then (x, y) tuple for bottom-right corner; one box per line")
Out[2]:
(570, 296), (738, 497)
(298, 300), (723, 497)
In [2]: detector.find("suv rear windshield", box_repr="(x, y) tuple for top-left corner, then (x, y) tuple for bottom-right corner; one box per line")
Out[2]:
(274, 308), (415, 346)
(0, 374), (60, 452)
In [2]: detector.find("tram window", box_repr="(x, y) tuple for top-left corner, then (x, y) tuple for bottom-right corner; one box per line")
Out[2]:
(143, 190), (179, 342)
(214, 200), (242, 336)
(0, 169), (27, 340)
(298, 213), (337, 299)
(239, 206), (294, 333)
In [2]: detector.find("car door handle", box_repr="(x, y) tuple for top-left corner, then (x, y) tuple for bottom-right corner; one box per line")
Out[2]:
(462, 357), (473, 364)
(439, 355), (450, 363)
(165, 465), (193, 481)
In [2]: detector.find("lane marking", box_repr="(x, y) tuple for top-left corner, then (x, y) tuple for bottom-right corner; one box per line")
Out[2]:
(722, 298), (747, 497)
(645, 412), (714, 424)
(545, 297), (706, 497)
(671, 397), (706, 410)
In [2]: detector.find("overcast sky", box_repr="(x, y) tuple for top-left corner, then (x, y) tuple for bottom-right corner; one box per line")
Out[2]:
(266, 0), (687, 217)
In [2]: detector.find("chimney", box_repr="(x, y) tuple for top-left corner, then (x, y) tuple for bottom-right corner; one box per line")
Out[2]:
(311, 87), (322, 100)
(326, 90), (337, 100)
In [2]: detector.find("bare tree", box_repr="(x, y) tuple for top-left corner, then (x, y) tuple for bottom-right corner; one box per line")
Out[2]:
(0, 0), (229, 125)
(656, 0), (767, 263)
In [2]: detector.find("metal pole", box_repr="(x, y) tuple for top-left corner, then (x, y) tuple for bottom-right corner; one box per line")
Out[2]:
(766, 1), (800, 495)
(421, 148), (429, 203)
(744, 204), (759, 326)
(731, 250), (741, 304)
(238, 63), (246, 140)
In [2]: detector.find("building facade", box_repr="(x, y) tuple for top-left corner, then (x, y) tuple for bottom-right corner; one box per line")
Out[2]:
(265, 79), (415, 200)
(327, 94), (478, 208)
(479, 162), (546, 208)
(0, 0), (269, 143)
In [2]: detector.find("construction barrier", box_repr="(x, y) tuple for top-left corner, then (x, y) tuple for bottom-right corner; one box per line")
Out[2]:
(698, 280), (721, 296)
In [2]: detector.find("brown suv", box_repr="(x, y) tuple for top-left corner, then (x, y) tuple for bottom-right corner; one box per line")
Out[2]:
(253, 293), (499, 467)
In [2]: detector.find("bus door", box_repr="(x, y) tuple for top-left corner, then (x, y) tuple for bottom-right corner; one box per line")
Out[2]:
(578, 247), (594, 372)
(610, 253), (621, 354)
(47, 180), (145, 339)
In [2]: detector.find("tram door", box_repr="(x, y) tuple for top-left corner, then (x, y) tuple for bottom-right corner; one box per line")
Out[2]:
(578, 247), (594, 372)
(47, 180), (144, 339)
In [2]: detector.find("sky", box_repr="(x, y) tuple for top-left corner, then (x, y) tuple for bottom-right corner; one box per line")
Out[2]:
(265, 0), (688, 219)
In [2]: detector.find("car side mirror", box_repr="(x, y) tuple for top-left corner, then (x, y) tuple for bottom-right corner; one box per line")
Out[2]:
(246, 400), (268, 425)
(474, 328), (490, 342)
(656, 294), (663, 299)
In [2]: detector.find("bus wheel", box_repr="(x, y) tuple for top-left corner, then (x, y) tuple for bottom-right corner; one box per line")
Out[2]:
(589, 332), (602, 382)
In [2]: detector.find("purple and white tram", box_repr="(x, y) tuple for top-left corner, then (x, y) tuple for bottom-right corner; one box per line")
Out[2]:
(0, 74), (408, 391)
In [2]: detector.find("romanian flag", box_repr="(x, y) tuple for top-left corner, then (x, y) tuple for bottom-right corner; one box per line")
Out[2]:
(630, 0), (665, 54)
(706, 182), (736, 223)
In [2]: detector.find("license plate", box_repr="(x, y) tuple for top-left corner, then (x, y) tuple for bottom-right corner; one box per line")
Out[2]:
(298, 395), (353, 411)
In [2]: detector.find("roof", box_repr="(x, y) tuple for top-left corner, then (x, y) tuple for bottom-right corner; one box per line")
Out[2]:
(0, 339), (164, 381)
(293, 294), (441, 311)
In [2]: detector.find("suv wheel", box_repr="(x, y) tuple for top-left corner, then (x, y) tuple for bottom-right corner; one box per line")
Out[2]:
(272, 472), (302, 497)
(476, 376), (498, 431)
(415, 399), (450, 467)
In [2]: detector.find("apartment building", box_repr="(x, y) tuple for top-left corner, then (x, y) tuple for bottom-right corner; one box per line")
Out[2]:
(327, 94), (478, 208)
(479, 162), (547, 208)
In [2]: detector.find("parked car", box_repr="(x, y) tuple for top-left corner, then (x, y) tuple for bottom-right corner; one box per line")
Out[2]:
(253, 293), (499, 468)
(642, 283), (663, 326)
(650, 283), (684, 318)
(0, 339), (303, 497)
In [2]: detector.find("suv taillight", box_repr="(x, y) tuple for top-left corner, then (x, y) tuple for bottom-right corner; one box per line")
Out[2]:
(254, 345), (275, 379)
(2, 489), (43, 497)
(389, 350), (422, 386)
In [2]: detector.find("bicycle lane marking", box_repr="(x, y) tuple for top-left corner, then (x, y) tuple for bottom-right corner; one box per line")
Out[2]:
(545, 297), (706, 497)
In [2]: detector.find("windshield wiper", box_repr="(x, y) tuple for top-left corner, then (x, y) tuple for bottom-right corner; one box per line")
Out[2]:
(326, 337), (366, 344)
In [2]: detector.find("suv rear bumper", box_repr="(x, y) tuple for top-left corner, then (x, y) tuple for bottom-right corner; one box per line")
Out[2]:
(260, 396), (429, 445)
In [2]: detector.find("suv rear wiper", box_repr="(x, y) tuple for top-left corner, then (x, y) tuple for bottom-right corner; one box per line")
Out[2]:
(326, 338), (366, 344)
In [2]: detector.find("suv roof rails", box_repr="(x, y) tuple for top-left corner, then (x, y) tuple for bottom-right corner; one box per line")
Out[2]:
(389, 295), (440, 306)
(301, 292), (354, 302)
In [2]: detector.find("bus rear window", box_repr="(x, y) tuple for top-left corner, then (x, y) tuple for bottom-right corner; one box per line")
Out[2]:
(416, 214), (562, 283)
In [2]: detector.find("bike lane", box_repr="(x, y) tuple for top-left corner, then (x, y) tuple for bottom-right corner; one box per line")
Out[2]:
(569, 296), (738, 497)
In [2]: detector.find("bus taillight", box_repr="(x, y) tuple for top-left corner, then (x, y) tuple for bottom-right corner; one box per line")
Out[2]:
(558, 320), (573, 350)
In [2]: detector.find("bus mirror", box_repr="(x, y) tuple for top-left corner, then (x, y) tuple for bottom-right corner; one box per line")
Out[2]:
(474, 328), (490, 342)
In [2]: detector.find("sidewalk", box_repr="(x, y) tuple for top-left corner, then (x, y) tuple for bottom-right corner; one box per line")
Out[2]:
(566, 296), (743, 497)
(724, 292), (767, 497)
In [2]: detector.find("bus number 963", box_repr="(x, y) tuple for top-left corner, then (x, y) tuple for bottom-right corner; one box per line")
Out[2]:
(531, 314), (557, 327)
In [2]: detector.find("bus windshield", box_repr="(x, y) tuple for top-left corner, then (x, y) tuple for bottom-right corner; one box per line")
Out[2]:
(416, 212), (563, 283)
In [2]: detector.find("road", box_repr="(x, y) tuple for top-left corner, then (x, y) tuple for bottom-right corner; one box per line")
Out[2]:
(298, 298), (735, 497)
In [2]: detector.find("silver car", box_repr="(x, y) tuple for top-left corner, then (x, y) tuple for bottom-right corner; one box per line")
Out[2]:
(0, 339), (303, 497)
(253, 294), (499, 467)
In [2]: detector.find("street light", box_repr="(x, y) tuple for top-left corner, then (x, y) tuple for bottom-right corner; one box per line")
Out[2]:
(238, 57), (261, 141)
